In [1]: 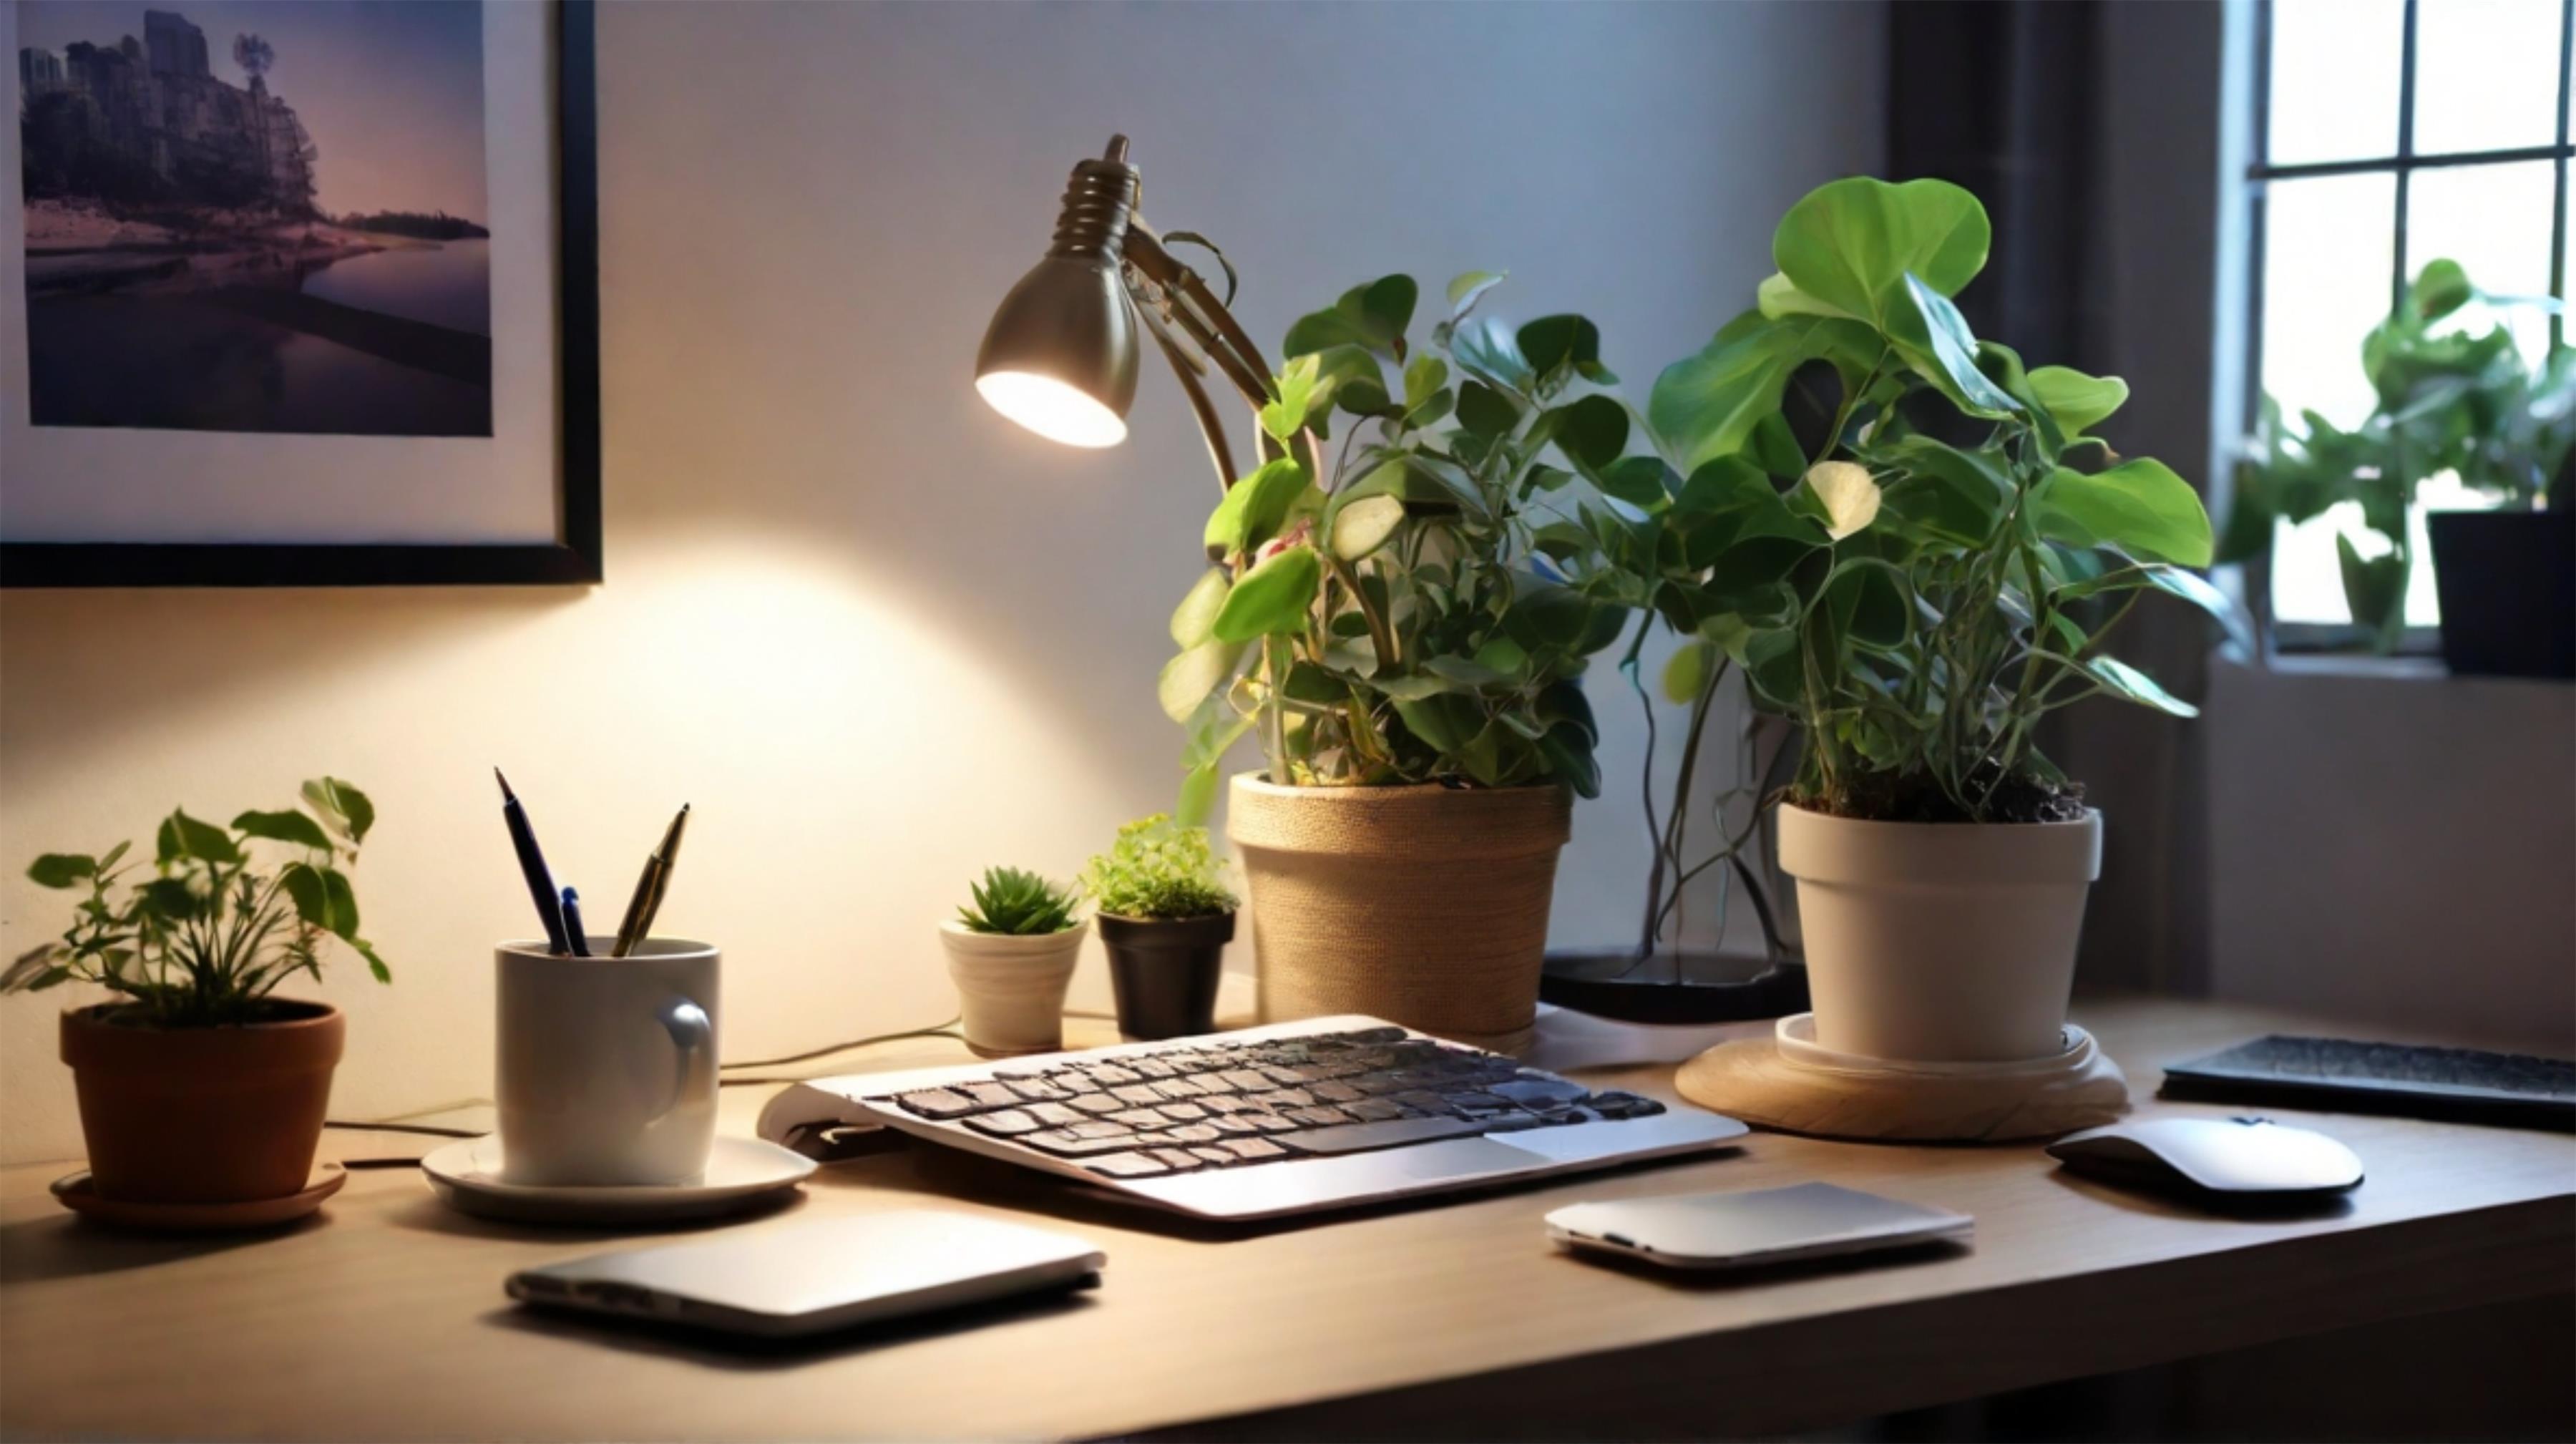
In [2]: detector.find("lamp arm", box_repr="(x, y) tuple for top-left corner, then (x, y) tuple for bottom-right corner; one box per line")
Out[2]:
(1123, 220), (1274, 414)
(1138, 308), (1240, 490)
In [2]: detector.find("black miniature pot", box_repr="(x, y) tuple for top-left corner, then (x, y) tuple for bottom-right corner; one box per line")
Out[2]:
(2427, 509), (2574, 679)
(1096, 911), (1233, 1041)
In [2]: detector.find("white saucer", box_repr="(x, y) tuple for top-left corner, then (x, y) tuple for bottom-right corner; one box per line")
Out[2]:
(421, 1136), (816, 1226)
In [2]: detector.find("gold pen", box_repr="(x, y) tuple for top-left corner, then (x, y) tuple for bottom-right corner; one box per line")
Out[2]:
(610, 804), (690, 958)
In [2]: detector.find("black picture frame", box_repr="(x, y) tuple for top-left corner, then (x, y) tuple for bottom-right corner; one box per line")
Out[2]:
(1, 0), (601, 589)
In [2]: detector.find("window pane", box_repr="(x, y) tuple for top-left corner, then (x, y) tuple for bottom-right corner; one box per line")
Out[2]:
(2268, 0), (2406, 165)
(2260, 173), (2396, 629)
(2406, 160), (2560, 367)
(2262, 174), (2398, 429)
(2411, 0), (2567, 155)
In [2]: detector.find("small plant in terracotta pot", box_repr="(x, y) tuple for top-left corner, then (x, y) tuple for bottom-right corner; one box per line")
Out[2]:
(2, 778), (389, 1204)
(941, 866), (1085, 1058)
(1081, 814), (1235, 1041)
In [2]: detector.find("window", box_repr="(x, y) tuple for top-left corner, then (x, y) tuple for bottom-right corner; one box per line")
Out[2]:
(2245, 0), (2573, 640)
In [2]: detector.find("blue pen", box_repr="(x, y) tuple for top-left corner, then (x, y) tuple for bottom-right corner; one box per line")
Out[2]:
(494, 769), (571, 955)
(561, 887), (592, 957)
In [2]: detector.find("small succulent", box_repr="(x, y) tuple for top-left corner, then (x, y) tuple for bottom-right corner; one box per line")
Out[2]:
(956, 866), (1080, 935)
(1081, 814), (1234, 920)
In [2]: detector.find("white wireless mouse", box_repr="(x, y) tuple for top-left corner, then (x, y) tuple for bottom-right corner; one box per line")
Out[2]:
(2046, 1116), (2363, 1200)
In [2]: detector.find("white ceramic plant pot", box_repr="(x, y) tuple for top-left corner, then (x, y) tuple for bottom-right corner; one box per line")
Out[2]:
(940, 919), (1088, 1058)
(1777, 804), (2103, 1064)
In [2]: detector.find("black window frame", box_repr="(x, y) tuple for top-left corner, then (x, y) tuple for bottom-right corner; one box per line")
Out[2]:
(2243, 0), (2575, 655)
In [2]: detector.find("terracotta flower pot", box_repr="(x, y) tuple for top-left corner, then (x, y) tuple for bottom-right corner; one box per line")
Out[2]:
(1777, 804), (2102, 1063)
(1226, 774), (1571, 1054)
(59, 1000), (345, 1204)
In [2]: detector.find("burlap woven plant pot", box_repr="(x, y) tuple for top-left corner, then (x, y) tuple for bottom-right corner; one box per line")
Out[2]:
(1226, 773), (1572, 1055)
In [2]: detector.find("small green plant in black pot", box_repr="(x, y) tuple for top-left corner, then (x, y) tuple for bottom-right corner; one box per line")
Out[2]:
(1081, 814), (1236, 1040)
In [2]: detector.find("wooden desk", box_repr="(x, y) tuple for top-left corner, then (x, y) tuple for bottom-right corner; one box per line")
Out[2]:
(3, 1000), (2569, 1441)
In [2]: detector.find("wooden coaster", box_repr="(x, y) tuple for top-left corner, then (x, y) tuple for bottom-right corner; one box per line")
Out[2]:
(1676, 1015), (2129, 1143)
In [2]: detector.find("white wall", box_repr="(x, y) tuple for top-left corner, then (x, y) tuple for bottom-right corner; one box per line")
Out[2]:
(0, 0), (1885, 1164)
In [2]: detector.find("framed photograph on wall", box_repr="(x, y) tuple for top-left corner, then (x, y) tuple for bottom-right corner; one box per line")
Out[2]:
(0, 0), (598, 587)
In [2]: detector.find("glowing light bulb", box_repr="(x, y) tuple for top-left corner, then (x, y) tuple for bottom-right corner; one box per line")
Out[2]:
(975, 371), (1129, 449)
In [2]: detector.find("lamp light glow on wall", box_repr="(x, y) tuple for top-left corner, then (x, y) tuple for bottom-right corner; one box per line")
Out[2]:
(973, 135), (1277, 492)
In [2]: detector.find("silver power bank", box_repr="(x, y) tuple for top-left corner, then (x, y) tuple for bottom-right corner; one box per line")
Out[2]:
(1546, 1182), (1972, 1270)
(507, 1211), (1106, 1337)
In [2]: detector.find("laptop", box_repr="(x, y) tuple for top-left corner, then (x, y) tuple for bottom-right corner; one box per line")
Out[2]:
(757, 1014), (1747, 1221)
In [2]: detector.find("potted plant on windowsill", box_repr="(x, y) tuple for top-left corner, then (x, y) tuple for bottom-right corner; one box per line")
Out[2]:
(1159, 274), (1630, 1052)
(1645, 176), (2243, 1063)
(941, 866), (1085, 1058)
(2, 779), (389, 1206)
(2219, 258), (2574, 676)
(1082, 814), (1236, 1041)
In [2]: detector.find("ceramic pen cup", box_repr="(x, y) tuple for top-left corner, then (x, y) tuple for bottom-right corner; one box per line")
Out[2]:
(494, 940), (719, 1187)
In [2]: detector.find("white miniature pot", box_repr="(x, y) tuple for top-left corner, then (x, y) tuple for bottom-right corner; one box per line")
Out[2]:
(1777, 804), (2103, 1064)
(940, 919), (1088, 1058)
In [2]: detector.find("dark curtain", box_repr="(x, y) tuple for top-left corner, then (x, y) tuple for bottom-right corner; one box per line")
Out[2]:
(1884, 0), (2228, 996)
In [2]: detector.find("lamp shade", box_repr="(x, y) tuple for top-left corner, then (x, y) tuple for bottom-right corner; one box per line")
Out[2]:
(974, 254), (1137, 449)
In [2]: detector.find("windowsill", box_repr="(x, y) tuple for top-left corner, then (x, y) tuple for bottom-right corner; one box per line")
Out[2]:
(2255, 651), (2448, 680)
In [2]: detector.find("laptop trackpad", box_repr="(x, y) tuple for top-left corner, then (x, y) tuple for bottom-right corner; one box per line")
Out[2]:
(1355, 1136), (1551, 1181)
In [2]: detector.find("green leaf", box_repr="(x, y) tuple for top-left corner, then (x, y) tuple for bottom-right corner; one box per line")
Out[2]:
(164, 809), (242, 865)
(2412, 258), (2472, 321)
(2084, 655), (2199, 717)
(1202, 459), (1312, 557)
(1755, 271), (1856, 321)
(1447, 270), (1506, 315)
(1649, 315), (1880, 474)
(1450, 316), (1532, 391)
(2336, 532), (2411, 646)
(1403, 354), (1448, 411)
(2056, 562), (2253, 653)
(1455, 379), (1519, 438)
(2033, 459), (2214, 566)
(2, 944), (63, 992)
(27, 854), (97, 889)
(1361, 275), (1418, 348)
(1888, 275), (2021, 417)
(1211, 546), (1322, 642)
(1159, 640), (1246, 723)
(1868, 435), (2010, 542)
(1672, 455), (1775, 516)
(231, 809), (332, 851)
(1284, 276), (1417, 360)
(280, 862), (361, 939)
(1771, 175), (1991, 328)
(1536, 724), (1601, 799)
(1259, 354), (1319, 441)
(1331, 494), (1407, 562)
(1176, 763), (1221, 827)
(353, 938), (392, 984)
(2027, 366), (2129, 437)
(138, 877), (203, 921)
(1660, 640), (1717, 704)
(301, 778), (374, 845)
(1170, 567), (1231, 648)
(1553, 394), (1629, 472)
(1517, 315), (1601, 378)
(1596, 456), (1671, 511)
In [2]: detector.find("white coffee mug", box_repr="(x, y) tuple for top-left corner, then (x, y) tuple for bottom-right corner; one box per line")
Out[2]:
(495, 939), (718, 1186)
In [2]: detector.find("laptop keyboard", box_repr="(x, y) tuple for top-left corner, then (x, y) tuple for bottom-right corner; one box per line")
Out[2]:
(870, 1025), (1666, 1182)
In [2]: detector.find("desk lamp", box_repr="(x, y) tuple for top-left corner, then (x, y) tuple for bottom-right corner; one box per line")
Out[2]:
(975, 135), (1277, 494)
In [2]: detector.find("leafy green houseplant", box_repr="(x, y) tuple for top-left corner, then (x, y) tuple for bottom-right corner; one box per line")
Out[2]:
(940, 865), (1087, 1057)
(1083, 815), (1235, 1040)
(1158, 273), (1641, 1050)
(1643, 176), (2239, 1064)
(2220, 258), (2573, 671)
(4, 779), (385, 1206)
